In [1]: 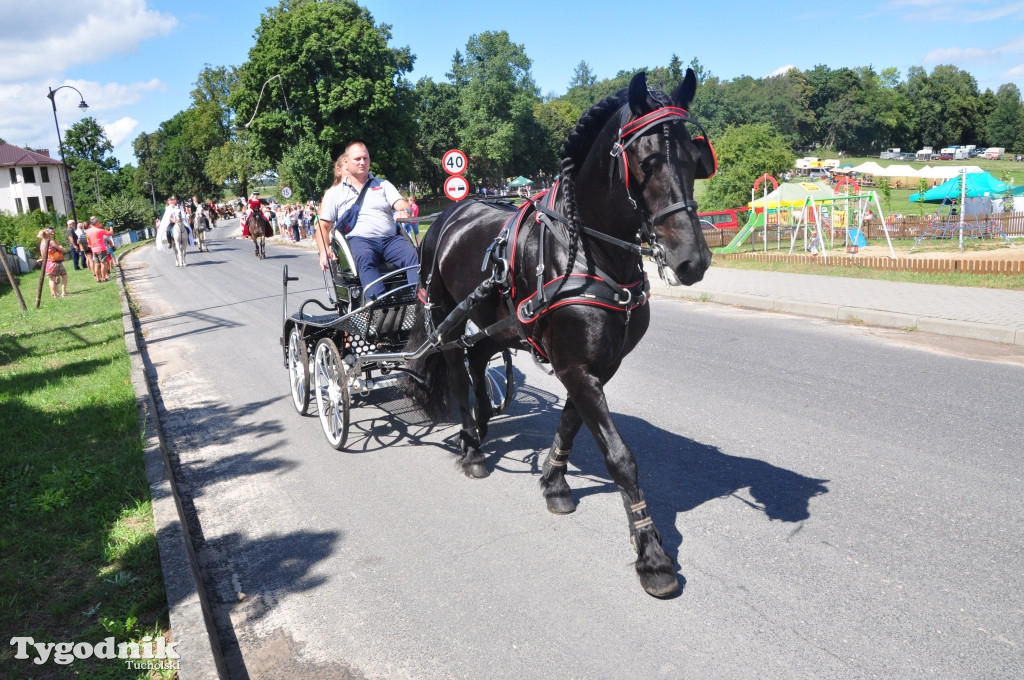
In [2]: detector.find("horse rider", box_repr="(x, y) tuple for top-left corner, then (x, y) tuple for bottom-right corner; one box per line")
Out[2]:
(315, 141), (418, 301)
(243, 190), (262, 238)
(156, 195), (194, 252)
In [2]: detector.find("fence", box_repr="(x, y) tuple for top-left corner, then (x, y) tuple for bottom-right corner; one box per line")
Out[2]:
(714, 251), (1024, 275)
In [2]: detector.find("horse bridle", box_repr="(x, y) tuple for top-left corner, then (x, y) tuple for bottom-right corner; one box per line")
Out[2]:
(609, 104), (709, 274)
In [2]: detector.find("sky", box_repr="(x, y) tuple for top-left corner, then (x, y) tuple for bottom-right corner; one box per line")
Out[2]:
(2, 0), (1023, 168)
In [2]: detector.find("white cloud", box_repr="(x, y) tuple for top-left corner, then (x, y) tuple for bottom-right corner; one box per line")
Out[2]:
(0, 0), (176, 83)
(0, 76), (166, 158)
(924, 46), (1001, 63)
(103, 117), (139, 148)
(889, 0), (1024, 22)
(768, 64), (796, 77)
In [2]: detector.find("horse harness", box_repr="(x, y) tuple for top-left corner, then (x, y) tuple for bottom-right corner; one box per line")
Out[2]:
(419, 101), (717, 361)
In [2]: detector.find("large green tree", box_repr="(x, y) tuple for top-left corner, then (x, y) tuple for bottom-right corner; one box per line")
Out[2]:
(699, 123), (795, 211)
(986, 83), (1023, 150)
(902, 65), (983, 148)
(62, 117), (118, 172)
(233, 0), (417, 193)
(453, 30), (540, 184)
(411, 77), (461, 195)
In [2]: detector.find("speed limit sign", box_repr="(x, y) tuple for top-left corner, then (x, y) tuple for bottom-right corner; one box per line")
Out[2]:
(443, 175), (470, 201)
(281, 186), (293, 199)
(442, 149), (467, 175)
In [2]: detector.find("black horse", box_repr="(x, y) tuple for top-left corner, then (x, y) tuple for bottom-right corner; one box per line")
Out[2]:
(405, 70), (714, 597)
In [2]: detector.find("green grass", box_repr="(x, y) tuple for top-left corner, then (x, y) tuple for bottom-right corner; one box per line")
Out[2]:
(0, 251), (172, 679)
(712, 251), (1024, 290)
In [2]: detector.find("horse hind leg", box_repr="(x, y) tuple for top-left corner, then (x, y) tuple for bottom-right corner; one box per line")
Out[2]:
(444, 349), (489, 479)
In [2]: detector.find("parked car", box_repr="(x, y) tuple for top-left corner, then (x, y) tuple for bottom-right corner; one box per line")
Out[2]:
(938, 153), (954, 161)
(899, 152), (916, 161)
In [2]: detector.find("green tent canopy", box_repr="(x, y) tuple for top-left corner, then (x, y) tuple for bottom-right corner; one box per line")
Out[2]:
(508, 176), (533, 188)
(909, 171), (1010, 203)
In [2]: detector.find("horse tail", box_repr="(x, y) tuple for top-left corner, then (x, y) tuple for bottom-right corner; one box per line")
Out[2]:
(403, 304), (453, 420)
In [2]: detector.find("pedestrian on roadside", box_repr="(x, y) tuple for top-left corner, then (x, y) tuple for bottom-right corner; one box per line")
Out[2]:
(405, 195), (420, 244)
(64, 219), (83, 270)
(85, 217), (113, 282)
(38, 228), (68, 297)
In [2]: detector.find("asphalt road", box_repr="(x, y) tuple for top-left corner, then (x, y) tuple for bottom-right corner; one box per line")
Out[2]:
(126, 219), (1024, 680)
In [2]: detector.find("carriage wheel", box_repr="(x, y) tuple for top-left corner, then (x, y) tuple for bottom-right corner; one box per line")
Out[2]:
(485, 350), (515, 415)
(286, 326), (310, 415)
(313, 338), (350, 450)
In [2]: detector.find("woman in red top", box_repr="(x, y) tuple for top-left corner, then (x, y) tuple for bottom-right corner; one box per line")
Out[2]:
(85, 217), (113, 282)
(243, 191), (261, 238)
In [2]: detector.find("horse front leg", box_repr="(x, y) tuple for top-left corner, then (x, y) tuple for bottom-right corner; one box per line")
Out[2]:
(565, 374), (677, 598)
(540, 399), (583, 514)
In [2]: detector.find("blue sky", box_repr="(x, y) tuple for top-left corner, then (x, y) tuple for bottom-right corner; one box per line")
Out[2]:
(2, 0), (1022, 167)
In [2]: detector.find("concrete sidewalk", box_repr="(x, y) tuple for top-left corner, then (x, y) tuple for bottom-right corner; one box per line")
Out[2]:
(263, 228), (1024, 346)
(650, 267), (1024, 346)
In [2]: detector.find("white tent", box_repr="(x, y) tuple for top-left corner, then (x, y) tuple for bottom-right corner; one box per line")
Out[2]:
(918, 165), (984, 179)
(850, 161), (885, 175)
(875, 164), (919, 178)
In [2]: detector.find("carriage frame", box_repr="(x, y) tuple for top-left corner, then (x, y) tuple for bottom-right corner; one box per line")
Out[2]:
(281, 226), (514, 449)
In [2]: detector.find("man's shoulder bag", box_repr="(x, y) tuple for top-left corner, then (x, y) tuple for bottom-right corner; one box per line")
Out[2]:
(334, 180), (372, 236)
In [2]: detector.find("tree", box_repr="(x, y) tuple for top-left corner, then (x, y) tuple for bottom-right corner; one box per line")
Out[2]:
(454, 30), (540, 184)
(533, 98), (581, 177)
(233, 0), (417, 189)
(411, 77), (461, 194)
(62, 117), (117, 172)
(986, 84), (1023, 149)
(699, 123), (795, 211)
(902, 65), (982, 147)
(568, 60), (597, 90)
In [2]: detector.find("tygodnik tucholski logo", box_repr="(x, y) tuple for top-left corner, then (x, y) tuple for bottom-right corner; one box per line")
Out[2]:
(10, 635), (180, 670)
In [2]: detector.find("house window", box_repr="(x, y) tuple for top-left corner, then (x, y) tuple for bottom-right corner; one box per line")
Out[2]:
(15, 198), (23, 214)
(23, 167), (36, 183)
(8, 168), (16, 183)
(45, 196), (55, 212)
(27, 197), (41, 212)
(41, 167), (49, 183)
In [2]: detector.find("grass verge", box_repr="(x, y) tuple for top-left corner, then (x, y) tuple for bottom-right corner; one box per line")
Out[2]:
(0, 250), (173, 679)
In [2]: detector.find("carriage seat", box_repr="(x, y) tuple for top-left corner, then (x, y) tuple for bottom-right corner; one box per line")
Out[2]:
(329, 229), (408, 309)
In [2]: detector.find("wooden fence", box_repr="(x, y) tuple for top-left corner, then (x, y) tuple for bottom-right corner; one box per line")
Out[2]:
(713, 251), (1024, 274)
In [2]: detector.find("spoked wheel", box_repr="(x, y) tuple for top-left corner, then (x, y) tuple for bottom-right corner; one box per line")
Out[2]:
(313, 338), (350, 450)
(286, 326), (310, 415)
(484, 350), (515, 415)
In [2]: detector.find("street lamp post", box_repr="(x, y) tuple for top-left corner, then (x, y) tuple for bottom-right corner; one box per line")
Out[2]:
(46, 85), (88, 226)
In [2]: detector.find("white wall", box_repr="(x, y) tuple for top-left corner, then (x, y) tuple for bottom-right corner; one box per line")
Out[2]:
(0, 164), (70, 216)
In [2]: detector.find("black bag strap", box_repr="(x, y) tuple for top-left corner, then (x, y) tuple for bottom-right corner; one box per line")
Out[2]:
(350, 179), (372, 211)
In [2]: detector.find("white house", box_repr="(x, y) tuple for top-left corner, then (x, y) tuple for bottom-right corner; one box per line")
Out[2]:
(0, 142), (70, 216)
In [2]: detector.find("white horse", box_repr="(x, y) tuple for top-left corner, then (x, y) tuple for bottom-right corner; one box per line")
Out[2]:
(171, 221), (188, 267)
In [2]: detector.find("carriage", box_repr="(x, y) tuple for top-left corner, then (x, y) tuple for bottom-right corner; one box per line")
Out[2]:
(279, 70), (715, 598)
(280, 224), (514, 450)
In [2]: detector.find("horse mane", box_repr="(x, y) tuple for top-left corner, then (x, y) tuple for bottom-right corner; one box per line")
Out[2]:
(556, 88), (630, 284)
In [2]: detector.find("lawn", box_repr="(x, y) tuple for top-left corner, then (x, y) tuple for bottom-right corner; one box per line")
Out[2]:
(0, 254), (172, 679)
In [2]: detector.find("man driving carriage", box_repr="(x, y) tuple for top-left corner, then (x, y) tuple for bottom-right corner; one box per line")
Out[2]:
(315, 142), (418, 301)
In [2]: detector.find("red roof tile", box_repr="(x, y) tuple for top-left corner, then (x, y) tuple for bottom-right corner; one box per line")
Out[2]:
(0, 142), (64, 168)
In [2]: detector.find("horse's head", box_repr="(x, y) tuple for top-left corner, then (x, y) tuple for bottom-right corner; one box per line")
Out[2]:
(614, 70), (714, 285)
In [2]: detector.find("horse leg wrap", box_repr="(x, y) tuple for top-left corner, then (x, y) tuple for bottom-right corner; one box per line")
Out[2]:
(623, 492), (661, 553)
(542, 440), (572, 479)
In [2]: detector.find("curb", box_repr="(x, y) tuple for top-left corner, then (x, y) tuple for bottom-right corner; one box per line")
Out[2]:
(648, 275), (1024, 346)
(116, 246), (226, 680)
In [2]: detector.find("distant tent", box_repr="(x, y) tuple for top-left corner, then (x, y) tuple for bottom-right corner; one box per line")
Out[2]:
(749, 181), (834, 209)
(508, 176), (533, 188)
(908, 171), (1010, 203)
(849, 161), (885, 175)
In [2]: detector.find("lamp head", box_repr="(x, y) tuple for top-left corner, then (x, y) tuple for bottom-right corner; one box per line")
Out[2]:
(78, 99), (88, 110)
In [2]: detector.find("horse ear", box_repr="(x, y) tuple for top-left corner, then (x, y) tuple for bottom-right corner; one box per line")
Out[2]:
(628, 71), (653, 117)
(670, 68), (698, 110)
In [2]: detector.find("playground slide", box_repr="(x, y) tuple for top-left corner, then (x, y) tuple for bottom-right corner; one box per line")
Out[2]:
(715, 211), (764, 254)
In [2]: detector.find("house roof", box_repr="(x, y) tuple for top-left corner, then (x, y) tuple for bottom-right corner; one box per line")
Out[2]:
(0, 142), (64, 168)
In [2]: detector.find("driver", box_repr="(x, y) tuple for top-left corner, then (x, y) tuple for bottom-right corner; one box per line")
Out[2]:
(243, 190), (262, 238)
(315, 142), (417, 301)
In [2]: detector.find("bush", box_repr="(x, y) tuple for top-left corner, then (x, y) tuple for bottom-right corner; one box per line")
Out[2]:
(0, 211), (65, 257)
(100, 192), (156, 232)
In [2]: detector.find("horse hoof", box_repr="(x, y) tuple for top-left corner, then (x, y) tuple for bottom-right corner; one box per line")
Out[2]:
(639, 571), (679, 599)
(462, 462), (490, 479)
(545, 495), (576, 514)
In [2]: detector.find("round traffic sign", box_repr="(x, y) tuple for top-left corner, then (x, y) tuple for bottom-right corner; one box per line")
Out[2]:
(443, 175), (470, 201)
(442, 149), (468, 176)
(281, 186), (293, 199)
